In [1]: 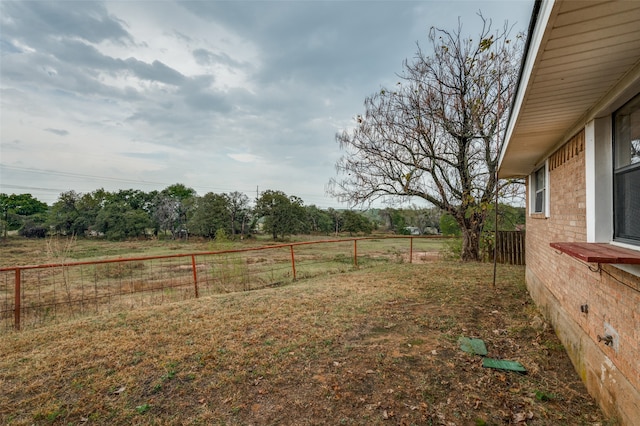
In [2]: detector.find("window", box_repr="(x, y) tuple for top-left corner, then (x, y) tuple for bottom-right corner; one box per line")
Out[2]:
(532, 165), (546, 214)
(613, 93), (640, 245)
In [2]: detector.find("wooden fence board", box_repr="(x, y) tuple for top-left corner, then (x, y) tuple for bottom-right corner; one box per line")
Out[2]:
(494, 230), (526, 265)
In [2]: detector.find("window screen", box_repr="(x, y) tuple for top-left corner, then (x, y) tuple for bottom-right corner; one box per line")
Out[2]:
(533, 166), (545, 214)
(613, 93), (640, 244)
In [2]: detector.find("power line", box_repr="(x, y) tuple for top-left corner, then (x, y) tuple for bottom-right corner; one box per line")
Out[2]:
(0, 163), (343, 206)
(0, 164), (255, 194)
(0, 184), (66, 193)
(2, 164), (187, 187)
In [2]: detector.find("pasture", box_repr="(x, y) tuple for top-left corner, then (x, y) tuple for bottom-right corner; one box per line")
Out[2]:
(0, 236), (609, 424)
(1, 235), (445, 332)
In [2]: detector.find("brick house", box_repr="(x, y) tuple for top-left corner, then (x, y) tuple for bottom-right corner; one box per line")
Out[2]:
(498, 1), (640, 423)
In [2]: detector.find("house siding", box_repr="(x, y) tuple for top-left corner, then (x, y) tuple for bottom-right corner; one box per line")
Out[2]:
(525, 130), (640, 424)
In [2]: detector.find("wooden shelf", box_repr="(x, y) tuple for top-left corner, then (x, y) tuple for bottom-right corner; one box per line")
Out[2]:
(550, 242), (640, 264)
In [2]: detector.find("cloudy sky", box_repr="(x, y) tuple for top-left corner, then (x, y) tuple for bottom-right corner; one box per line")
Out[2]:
(1, 0), (533, 207)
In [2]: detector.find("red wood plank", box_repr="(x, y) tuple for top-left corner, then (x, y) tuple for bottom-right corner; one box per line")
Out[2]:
(550, 242), (640, 264)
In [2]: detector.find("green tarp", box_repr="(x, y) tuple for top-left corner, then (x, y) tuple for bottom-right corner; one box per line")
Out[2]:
(482, 358), (527, 373)
(458, 337), (488, 356)
(458, 335), (527, 373)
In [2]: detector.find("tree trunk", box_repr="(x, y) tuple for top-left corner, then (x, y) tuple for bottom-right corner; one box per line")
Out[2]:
(460, 225), (482, 262)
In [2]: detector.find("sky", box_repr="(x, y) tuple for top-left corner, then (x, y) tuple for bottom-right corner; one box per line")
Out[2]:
(0, 0), (533, 208)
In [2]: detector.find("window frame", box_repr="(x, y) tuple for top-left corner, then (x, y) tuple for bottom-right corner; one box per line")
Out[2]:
(612, 93), (640, 246)
(530, 161), (548, 216)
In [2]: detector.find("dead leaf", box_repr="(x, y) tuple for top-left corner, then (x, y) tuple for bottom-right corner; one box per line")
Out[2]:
(513, 411), (534, 423)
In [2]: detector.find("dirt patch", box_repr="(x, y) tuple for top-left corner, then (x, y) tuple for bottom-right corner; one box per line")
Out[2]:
(0, 261), (610, 425)
(406, 251), (443, 263)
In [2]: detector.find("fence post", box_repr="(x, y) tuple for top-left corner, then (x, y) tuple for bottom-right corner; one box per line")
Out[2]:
(191, 255), (199, 298)
(14, 268), (21, 331)
(409, 237), (414, 264)
(289, 245), (297, 280)
(353, 240), (358, 268)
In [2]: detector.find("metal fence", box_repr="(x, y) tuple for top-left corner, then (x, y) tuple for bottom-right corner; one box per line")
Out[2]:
(1, 236), (445, 332)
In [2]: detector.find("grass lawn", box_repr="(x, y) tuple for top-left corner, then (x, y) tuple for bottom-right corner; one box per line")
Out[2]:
(0, 260), (609, 425)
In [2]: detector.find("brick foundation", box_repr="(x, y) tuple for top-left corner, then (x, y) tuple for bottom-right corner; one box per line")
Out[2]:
(525, 131), (640, 424)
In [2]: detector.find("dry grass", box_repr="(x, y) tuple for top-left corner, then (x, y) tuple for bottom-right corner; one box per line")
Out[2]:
(1, 236), (442, 332)
(0, 260), (610, 425)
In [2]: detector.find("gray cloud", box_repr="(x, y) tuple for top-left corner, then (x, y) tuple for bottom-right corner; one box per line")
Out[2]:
(44, 128), (69, 136)
(192, 48), (247, 69)
(0, 0), (533, 206)
(1, 1), (132, 45)
(124, 58), (186, 86)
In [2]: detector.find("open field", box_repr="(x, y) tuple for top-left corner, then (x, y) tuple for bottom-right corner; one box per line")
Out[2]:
(0, 259), (610, 425)
(1, 236), (447, 332)
(0, 234), (447, 268)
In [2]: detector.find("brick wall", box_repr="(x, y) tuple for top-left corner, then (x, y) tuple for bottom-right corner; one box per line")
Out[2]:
(525, 130), (640, 424)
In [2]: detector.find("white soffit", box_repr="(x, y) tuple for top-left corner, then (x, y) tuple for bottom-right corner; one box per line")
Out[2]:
(499, 0), (640, 178)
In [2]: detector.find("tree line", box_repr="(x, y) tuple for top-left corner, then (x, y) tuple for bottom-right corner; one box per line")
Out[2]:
(0, 184), (470, 240)
(1, 185), (523, 242)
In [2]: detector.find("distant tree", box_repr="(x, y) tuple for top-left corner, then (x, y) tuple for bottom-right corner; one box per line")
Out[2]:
(340, 210), (373, 235)
(49, 191), (84, 235)
(162, 183), (197, 200)
(77, 189), (109, 235)
(89, 189), (154, 240)
(388, 205), (443, 234)
(227, 191), (251, 237)
(152, 183), (197, 238)
(152, 194), (183, 237)
(107, 189), (154, 212)
(94, 202), (152, 240)
(440, 213), (461, 236)
(421, 206), (443, 233)
(151, 184), (196, 238)
(0, 193), (48, 236)
(188, 192), (231, 238)
(305, 205), (333, 235)
(326, 208), (342, 236)
(255, 190), (306, 239)
(48, 189), (111, 236)
(390, 210), (408, 234)
(0, 193), (47, 238)
(1, 193), (48, 217)
(483, 203), (525, 232)
(358, 209), (383, 230)
(329, 16), (523, 260)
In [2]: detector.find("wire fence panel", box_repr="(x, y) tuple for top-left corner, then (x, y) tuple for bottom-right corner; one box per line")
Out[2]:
(290, 240), (359, 280)
(0, 236), (449, 333)
(1, 270), (14, 331)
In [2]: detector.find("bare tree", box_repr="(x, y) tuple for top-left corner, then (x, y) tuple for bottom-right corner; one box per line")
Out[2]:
(329, 16), (523, 261)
